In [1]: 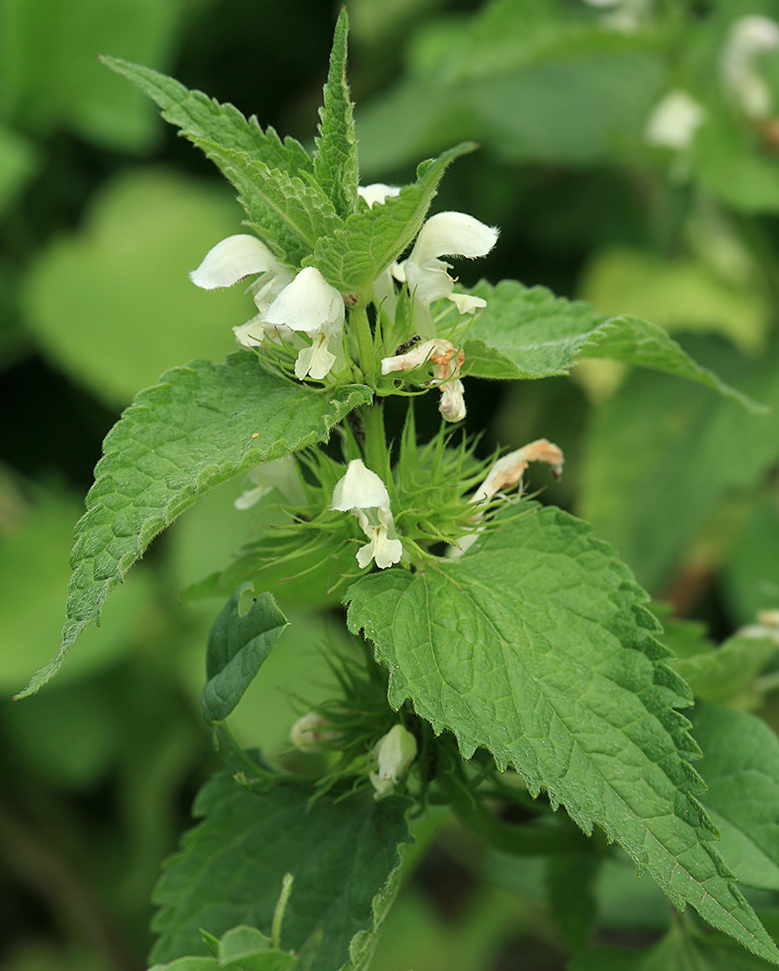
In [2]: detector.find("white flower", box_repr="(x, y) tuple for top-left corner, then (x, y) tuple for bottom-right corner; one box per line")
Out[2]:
(722, 15), (779, 119)
(645, 90), (706, 150)
(452, 439), (564, 556)
(189, 234), (295, 348)
(289, 712), (338, 752)
(381, 338), (467, 422)
(358, 184), (402, 311)
(331, 459), (403, 569)
(234, 455), (306, 510)
(370, 724), (417, 800)
(264, 267), (345, 380)
(394, 211), (498, 336)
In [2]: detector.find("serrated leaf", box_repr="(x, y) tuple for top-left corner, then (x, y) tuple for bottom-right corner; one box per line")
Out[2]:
(314, 8), (359, 219)
(692, 703), (779, 893)
(202, 585), (288, 723)
(463, 280), (763, 411)
(150, 773), (412, 971)
(18, 356), (371, 698)
(306, 143), (477, 300)
(100, 58), (324, 265)
(196, 140), (343, 267)
(345, 504), (779, 964)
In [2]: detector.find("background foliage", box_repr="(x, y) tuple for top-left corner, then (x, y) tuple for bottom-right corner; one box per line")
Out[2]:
(3, 1), (779, 970)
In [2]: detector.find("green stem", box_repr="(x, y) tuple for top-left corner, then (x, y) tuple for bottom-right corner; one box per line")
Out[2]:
(350, 304), (375, 383)
(438, 766), (589, 856)
(360, 400), (392, 486)
(271, 873), (294, 949)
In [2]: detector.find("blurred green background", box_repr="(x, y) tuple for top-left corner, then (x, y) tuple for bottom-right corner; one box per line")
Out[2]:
(3, 1), (779, 969)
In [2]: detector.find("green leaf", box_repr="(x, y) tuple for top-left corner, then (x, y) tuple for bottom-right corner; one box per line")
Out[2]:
(345, 504), (779, 965)
(463, 281), (762, 411)
(100, 58), (327, 265)
(149, 925), (298, 971)
(315, 8), (359, 219)
(673, 634), (777, 706)
(203, 585), (288, 723)
(18, 357), (371, 698)
(579, 336), (779, 592)
(195, 140), (343, 267)
(306, 143), (476, 300)
(150, 773), (412, 971)
(692, 703), (779, 893)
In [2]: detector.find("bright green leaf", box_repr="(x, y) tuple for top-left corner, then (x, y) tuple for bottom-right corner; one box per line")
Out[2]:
(315, 8), (359, 219)
(307, 143), (476, 299)
(203, 585), (288, 723)
(346, 505), (779, 964)
(150, 773), (412, 971)
(463, 281), (762, 410)
(692, 703), (779, 892)
(18, 358), (371, 698)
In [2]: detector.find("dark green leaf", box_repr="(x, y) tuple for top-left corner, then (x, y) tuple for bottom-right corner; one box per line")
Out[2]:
(150, 773), (412, 971)
(203, 585), (288, 723)
(18, 356), (371, 698)
(346, 505), (778, 964)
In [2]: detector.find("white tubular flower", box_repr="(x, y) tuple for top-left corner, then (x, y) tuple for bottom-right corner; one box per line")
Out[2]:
(331, 459), (403, 569)
(370, 724), (417, 800)
(234, 455), (306, 510)
(395, 211), (498, 335)
(264, 267), (345, 381)
(381, 338), (467, 422)
(189, 234), (295, 349)
(452, 439), (565, 557)
(722, 15), (779, 119)
(645, 90), (706, 150)
(289, 712), (338, 752)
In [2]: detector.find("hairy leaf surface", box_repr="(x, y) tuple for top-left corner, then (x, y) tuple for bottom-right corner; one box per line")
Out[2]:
(464, 281), (761, 409)
(307, 143), (476, 301)
(315, 8), (359, 219)
(346, 505), (778, 964)
(19, 356), (370, 697)
(150, 773), (412, 971)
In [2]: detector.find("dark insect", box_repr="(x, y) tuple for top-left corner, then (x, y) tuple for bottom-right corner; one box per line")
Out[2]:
(394, 334), (421, 355)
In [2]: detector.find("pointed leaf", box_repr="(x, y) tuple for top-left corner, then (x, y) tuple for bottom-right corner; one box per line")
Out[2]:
(100, 58), (327, 265)
(314, 8), (359, 219)
(150, 773), (412, 971)
(463, 280), (764, 411)
(202, 585), (288, 723)
(196, 140), (343, 267)
(345, 505), (779, 965)
(306, 143), (477, 300)
(18, 356), (371, 697)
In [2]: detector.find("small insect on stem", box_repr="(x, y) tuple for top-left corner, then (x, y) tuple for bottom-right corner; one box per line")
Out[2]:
(394, 335), (421, 355)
